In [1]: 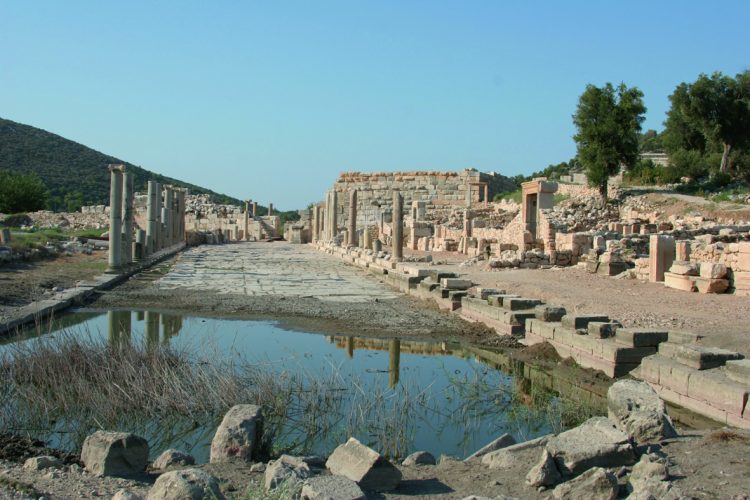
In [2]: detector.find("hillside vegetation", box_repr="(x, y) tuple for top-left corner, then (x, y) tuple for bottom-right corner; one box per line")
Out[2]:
(0, 117), (241, 210)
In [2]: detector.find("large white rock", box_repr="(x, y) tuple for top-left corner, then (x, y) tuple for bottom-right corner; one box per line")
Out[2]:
(81, 431), (149, 477)
(209, 404), (263, 463)
(325, 437), (402, 492)
(545, 417), (635, 476)
(147, 468), (224, 500)
(552, 467), (618, 500)
(525, 449), (562, 487)
(301, 475), (366, 500)
(607, 380), (678, 444)
(264, 455), (312, 491)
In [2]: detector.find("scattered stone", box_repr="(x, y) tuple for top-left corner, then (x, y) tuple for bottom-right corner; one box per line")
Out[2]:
(525, 449), (562, 488)
(464, 433), (516, 461)
(209, 404), (263, 463)
(402, 451), (436, 466)
(112, 489), (144, 500)
(147, 468), (224, 500)
(152, 449), (195, 470)
(326, 437), (402, 491)
(628, 454), (679, 499)
(630, 454), (669, 483)
(607, 379), (678, 443)
(23, 455), (62, 471)
(534, 305), (567, 322)
(265, 455), (312, 491)
(81, 431), (149, 477)
(545, 417), (635, 476)
(481, 434), (551, 469)
(250, 463), (266, 473)
(552, 467), (618, 500)
(300, 475), (366, 500)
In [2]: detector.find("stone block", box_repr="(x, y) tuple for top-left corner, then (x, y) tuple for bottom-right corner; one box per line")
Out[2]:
(664, 272), (696, 292)
(503, 297), (543, 311)
(700, 262), (728, 279)
(561, 314), (609, 330)
(551, 467), (618, 500)
(606, 380), (677, 444)
(301, 476), (365, 500)
(545, 417), (635, 476)
(637, 355), (662, 384)
(148, 469), (225, 499)
(668, 261), (698, 276)
(668, 344), (744, 370)
(739, 241), (750, 254)
(326, 437), (401, 492)
(587, 322), (618, 339)
(81, 431), (149, 477)
(534, 305), (567, 322)
(736, 253), (750, 272)
(695, 277), (729, 294)
(210, 404), (264, 463)
(615, 328), (669, 347)
(536, 321), (559, 340)
(599, 343), (657, 364)
(487, 294), (520, 306)
(725, 359), (750, 385)
(440, 278), (472, 290)
(687, 370), (750, 415)
(657, 355), (694, 395)
(667, 331), (704, 344)
(476, 287), (506, 300)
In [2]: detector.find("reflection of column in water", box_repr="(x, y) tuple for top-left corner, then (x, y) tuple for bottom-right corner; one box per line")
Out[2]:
(388, 339), (401, 388)
(346, 336), (354, 358)
(145, 311), (160, 349)
(161, 314), (183, 345)
(108, 310), (131, 347)
(135, 311), (145, 322)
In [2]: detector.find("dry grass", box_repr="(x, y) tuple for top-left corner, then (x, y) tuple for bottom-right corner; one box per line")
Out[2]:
(704, 430), (748, 443)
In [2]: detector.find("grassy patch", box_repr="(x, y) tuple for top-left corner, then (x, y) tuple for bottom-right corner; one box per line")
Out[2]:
(6, 227), (104, 251)
(493, 189), (522, 203)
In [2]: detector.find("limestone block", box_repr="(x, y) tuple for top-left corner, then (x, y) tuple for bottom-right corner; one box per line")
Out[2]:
(534, 305), (567, 322)
(700, 262), (728, 279)
(301, 476), (365, 500)
(552, 467), (618, 500)
(81, 431), (149, 477)
(666, 331), (704, 344)
(561, 314), (610, 330)
(402, 451), (436, 466)
(209, 404), (263, 463)
(264, 455), (312, 491)
(739, 241), (750, 254)
(326, 437), (402, 491)
(663, 272), (696, 292)
(464, 433), (516, 461)
(695, 277), (729, 294)
(487, 294), (520, 307)
(638, 355), (662, 384)
(475, 287), (505, 300)
(525, 449), (562, 488)
(440, 278), (472, 289)
(663, 344), (744, 370)
(615, 328), (668, 347)
(503, 297), (543, 311)
(667, 261), (698, 276)
(606, 380), (677, 444)
(152, 449), (195, 470)
(587, 322), (618, 339)
(687, 369), (750, 415)
(545, 417), (634, 475)
(147, 468), (225, 500)
(725, 359), (750, 385)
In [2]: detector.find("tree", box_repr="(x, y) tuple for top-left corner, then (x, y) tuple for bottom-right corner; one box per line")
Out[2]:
(663, 71), (750, 175)
(573, 82), (646, 200)
(0, 169), (48, 213)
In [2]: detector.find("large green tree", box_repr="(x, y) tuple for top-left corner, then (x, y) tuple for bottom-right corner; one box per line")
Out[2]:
(0, 169), (48, 213)
(573, 82), (646, 200)
(664, 71), (750, 175)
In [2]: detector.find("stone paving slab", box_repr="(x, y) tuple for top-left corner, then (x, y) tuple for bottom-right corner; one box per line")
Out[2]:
(156, 242), (400, 303)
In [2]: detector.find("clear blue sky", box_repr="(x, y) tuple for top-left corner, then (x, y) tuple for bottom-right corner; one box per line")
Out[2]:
(2, 1), (748, 209)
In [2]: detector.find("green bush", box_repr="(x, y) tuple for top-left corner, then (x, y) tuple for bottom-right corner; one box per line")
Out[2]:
(0, 170), (48, 213)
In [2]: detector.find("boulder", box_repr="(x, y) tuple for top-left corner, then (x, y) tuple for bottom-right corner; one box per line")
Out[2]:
(464, 433), (516, 461)
(545, 417), (635, 476)
(402, 451), (436, 466)
(147, 468), (224, 500)
(23, 456), (62, 471)
(265, 455), (312, 491)
(81, 431), (149, 477)
(607, 380), (677, 443)
(481, 434), (550, 469)
(112, 490), (144, 500)
(628, 454), (679, 499)
(152, 449), (195, 470)
(326, 437), (401, 491)
(301, 475), (366, 500)
(209, 404), (263, 463)
(552, 467), (618, 500)
(525, 449), (561, 488)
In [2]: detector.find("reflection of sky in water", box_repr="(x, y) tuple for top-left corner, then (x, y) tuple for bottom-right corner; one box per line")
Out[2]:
(5, 310), (557, 462)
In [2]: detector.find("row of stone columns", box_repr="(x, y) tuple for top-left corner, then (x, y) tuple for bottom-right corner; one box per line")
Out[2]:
(107, 164), (187, 273)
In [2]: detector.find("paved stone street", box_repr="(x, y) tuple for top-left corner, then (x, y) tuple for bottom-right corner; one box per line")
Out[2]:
(156, 242), (400, 302)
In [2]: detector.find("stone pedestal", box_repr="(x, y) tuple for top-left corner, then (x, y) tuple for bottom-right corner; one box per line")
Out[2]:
(107, 165), (125, 273)
(134, 229), (146, 261)
(649, 235), (676, 283)
(392, 191), (403, 261)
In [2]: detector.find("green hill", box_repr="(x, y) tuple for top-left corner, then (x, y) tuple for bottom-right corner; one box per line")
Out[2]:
(0, 117), (242, 211)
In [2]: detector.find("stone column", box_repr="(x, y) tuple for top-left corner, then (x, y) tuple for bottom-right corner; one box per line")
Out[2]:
(146, 181), (158, 255)
(466, 184), (472, 208)
(135, 229), (146, 261)
(649, 234), (676, 282)
(121, 171), (134, 266)
(106, 164), (124, 273)
(163, 187), (174, 247)
(154, 182), (162, 250)
(676, 240), (692, 261)
(317, 205), (324, 241)
(312, 204), (319, 243)
(363, 225), (372, 250)
(268, 203), (273, 217)
(171, 189), (179, 244)
(484, 184), (489, 207)
(330, 190), (338, 242)
(244, 200), (250, 241)
(392, 191), (403, 261)
(177, 189), (186, 243)
(347, 190), (357, 247)
(252, 201), (258, 217)
(145, 311), (160, 350)
(388, 339), (401, 388)
(463, 210), (473, 238)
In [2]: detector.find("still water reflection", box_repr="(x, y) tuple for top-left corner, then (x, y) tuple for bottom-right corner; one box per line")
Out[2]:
(4, 309), (602, 463)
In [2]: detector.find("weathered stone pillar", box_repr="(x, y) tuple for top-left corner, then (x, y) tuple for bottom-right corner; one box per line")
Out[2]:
(463, 210), (473, 238)
(649, 234), (676, 282)
(392, 191), (403, 261)
(177, 189), (186, 243)
(484, 184), (489, 207)
(363, 225), (371, 250)
(268, 203), (273, 217)
(146, 181), (158, 255)
(244, 200), (250, 241)
(121, 171), (134, 266)
(311, 204), (319, 243)
(106, 164), (124, 272)
(154, 182), (162, 250)
(466, 184), (472, 208)
(676, 240), (692, 261)
(145, 311), (160, 350)
(135, 229), (146, 261)
(0, 228), (11, 244)
(330, 190), (338, 242)
(252, 201), (258, 217)
(317, 205), (324, 242)
(388, 339), (401, 388)
(347, 190), (357, 247)
(163, 187), (174, 247)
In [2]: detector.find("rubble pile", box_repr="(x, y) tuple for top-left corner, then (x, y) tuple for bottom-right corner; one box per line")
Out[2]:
(24, 210), (109, 230)
(546, 195), (620, 232)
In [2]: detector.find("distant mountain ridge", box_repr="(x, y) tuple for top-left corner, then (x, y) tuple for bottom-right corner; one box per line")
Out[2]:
(0, 117), (241, 210)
